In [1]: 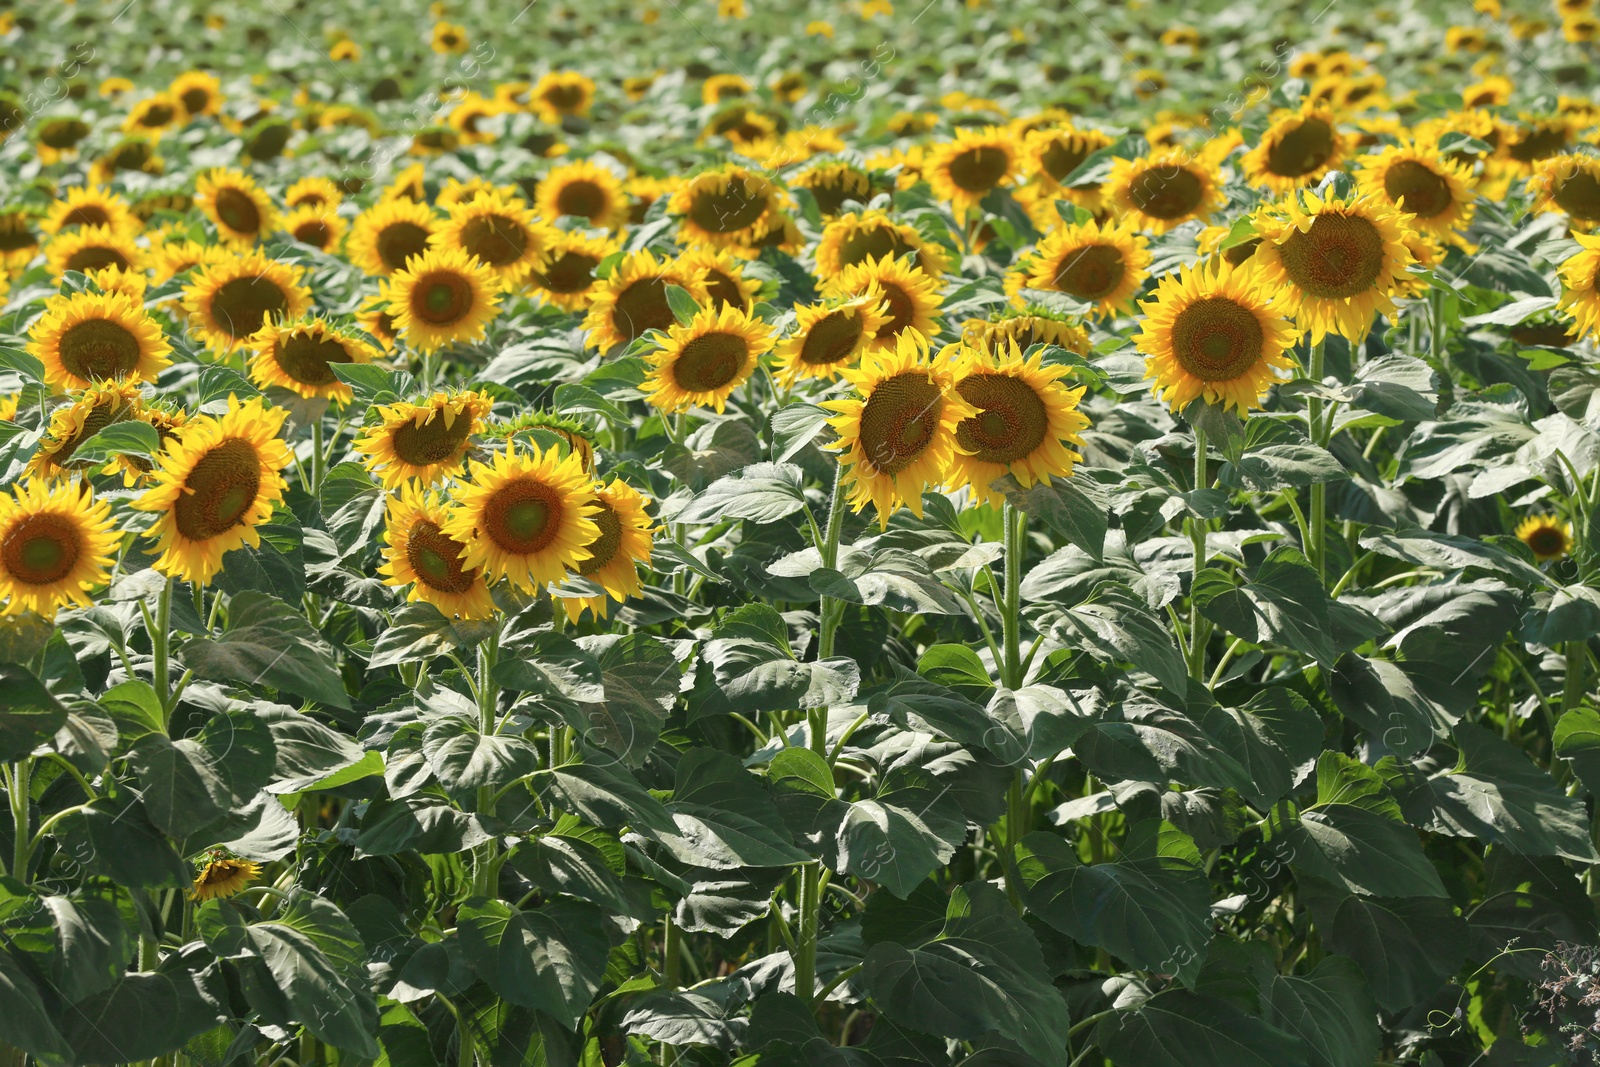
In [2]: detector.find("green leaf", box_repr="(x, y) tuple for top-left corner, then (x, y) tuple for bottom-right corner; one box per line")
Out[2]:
(1264, 957), (1381, 1067)
(66, 419), (161, 466)
(457, 896), (612, 1029)
(1307, 889), (1468, 1011)
(661, 749), (810, 869)
(569, 632), (680, 766)
(1052, 584), (1188, 694)
(1326, 655), (1445, 757)
(1096, 989), (1309, 1067)
(180, 591), (351, 708)
(0, 946), (73, 1064)
(54, 795), (191, 889)
(834, 768), (968, 897)
(1359, 526), (1550, 589)
(809, 547), (967, 615)
(1275, 802), (1447, 899)
(0, 663), (68, 761)
(256, 703), (378, 794)
(506, 823), (630, 913)
(354, 796), (496, 856)
(61, 962), (227, 1066)
(128, 708), (277, 837)
(663, 462), (808, 525)
(771, 402), (832, 463)
(1554, 705), (1600, 796)
(1220, 443), (1346, 491)
(422, 714), (540, 793)
(2, 892), (132, 1002)
(1199, 547), (1384, 666)
(994, 473), (1107, 561)
(664, 283), (702, 325)
(539, 761), (678, 836)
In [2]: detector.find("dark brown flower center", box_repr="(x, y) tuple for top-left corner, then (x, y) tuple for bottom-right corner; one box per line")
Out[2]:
(838, 224), (919, 272)
(702, 268), (748, 310)
(534, 250), (600, 294)
(406, 518), (478, 593)
(274, 332), (355, 386)
(376, 221), (431, 272)
(799, 310), (864, 366)
(1050, 244), (1126, 300)
(577, 499), (622, 576)
(292, 219), (333, 248)
(1264, 117), (1335, 178)
(946, 145), (1010, 193)
(180, 87), (211, 114)
(391, 409), (473, 466)
(555, 180), (610, 222)
(1383, 159), (1453, 218)
(1040, 138), (1092, 183)
(174, 438), (263, 541)
(483, 477), (564, 554)
(214, 187), (262, 234)
(61, 205), (111, 229)
(2, 513), (81, 585)
(1170, 296), (1265, 382)
(459, 214), (529, 265)
(59, 318), (142, 381)
(1277, 212), (1386, 299)
(687, 182), (769, 234)
(856, 371), (943, 476)
(1551, 166), (1600, 222)
(210, 275), (290, 338)
(611, 276), (674, 341)
(955, 373), (1049, 464)
(1127, 163), (1204, 219)
(411, 271), (474, 325)
(65, 245), (132, 273)
(671, 332), (749, 393)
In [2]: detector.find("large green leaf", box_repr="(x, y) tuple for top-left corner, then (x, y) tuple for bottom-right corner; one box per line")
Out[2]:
(180, 591), (351, 708)
(0, 663), (68, 761)
(456, 896), (612, 1029)
(1199, 548), (1384, 666)
(1326, 655), (1445, 757)
(569, 632), (680, 765)
(0, 947), (72, 1065)
(995, 472), (1108, 561)
(422, 714), (540, 793)
(1307, 889), (1468, 1011)
(2, 891), (132, 1002)
(61, 958), (228, 1065)
(1264, 957), (1380, 1067)
(1051, 584), (1188, 694)
(662, 749), (810, 869)
(53, 795), (191, 889)
(663, 462), (808, 525)
(1096, 989), (1309, 1067)
(256, 702), (376, 794)
(128, 708), (277, 838)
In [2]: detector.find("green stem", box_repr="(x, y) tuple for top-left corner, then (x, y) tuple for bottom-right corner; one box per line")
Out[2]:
(1188, 424), (1210, 682)
(1562, 641), (1589, 720)
(154, 577), (174, 721)
(10, 761), (30, 883)
(1306, 341), (1328, 586)
(310, 418), (326, 496)
(816, 464), (848, 663)
(472, 634), (500, 898)
(663, 916), (681, 988)
(1001, 504), (1028, 912)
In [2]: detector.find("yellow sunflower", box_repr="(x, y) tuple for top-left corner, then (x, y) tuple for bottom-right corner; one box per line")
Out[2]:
(678, 246), (762, 312)
(442, 444), (602, 593)
(821, 253), (944, 354)
(791, 161), (876, 217)
(530, 71), (595, 124)
(0, 478), (118, 619)
(1018, 124), (1115, 213)
(246, 317), (376, 403)
(667, 166), (791, 249)
(1503, 116), (1575, 175)
(1463, 75), (1514, 110)
(446, 92), (507, 146)
(534, 159), (630, 230)
(960, 314), (1090, 356)
(643, 303), (774, 414)
(170, 71), (223, 120)
(356, 295), (401, 352)
(774, 293), (891, 387)
(559, 478), (656, 623)
(1005, 217), (1151, 319)
(151, 238), (227, 284)
(40, 185), (140, 237)
(135, 395), (293, 585)
(1104, 149), (1225, 234)
(822, 332), (976, 529)
(45, 225), (142, 277)
(196, 168), (277, 246)
(379, 485), (496, 620)
(945, 338), (1090, 507)
(528, 230), (620, 312)
(189, 855), (260, 901)
(1355, 142), (1479, 244)
(0, 210), (40, 271)
(28, 290), (172, 390)
(438, 176), (521, 210)
(26, 381), (146, 480)
(1558, 231), (1600, 341)
(380, 163), (429, 204)
(813, 209), (951, 281)
(183, 249), (312, 351)
(382, 246), (504, 354)
(1529, 154), (1600, 231)
(1516, 514), (1573, 562)
(923, 126), (1019, 220)
(1250, 190), (1415, 343)
(702, 73), (751, 106)
(354, 391), (493, 488)
(285, 176), (344, 212)
(431, 21), (468, 53)
(348, 198), (440, 277)
(123, 93), (182, 138)
(82, 265), (147, 303)
(1137, 259), (1300, 414)
(281, 206), (346, 252)
(433, 191), (550, 286)
(581, 249), (707, 351)
(1240, 103), (1351, 194)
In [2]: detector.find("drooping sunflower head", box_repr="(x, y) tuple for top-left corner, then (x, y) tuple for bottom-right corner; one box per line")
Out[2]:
(246, 317), (377, 403)
(813, 209), (951, 282)
(643, 302), (775, 414)
(382, 246), (504, 354)
(442, 443), (602, 593)
(1516, 514), (1573, 563)
(821, 332), (976, 529)
(1136, 258), (1301, 414)
(559, 477), (656, 623)
(530, 71), (596, 124)
(134, 394), (293, 585)
(281, 205), (347, 252)
(45, 225), (142, 278)
(1558, 231), (1600, 342)
(25, 380), (147, 480)
(820, 253), (945, 354)
(379, 485), (496, 620)
(41, 185), (140, 237)
(488, 411), (596, 473)
(28, 289), (172, 391)
(348, 198), (440, 277)
(581, 249), (707, 351)
(183, 249), (312, 352)
(196, 168), (277, 246)
(1355, 141), (1479, 244)
(1241, 103), (1351, 194)
(285, 176), (344, 212)
(791, 161), (877, 217)
(171, 70), (223, 119)
(774, 292), (891, 387)
(1104, 149), (1225, 234)
(678, 246), (762, 312)
(354, 390), (493, 488)
(433, 191), (550, 285)
(189, 852), (260, 901)
(923, 125), (1019, 220)
(1250, 189), (1415, 343)
(0, 478), (119, 619)
(667, 165), (791, 250)
(528, 230), (620, 312)
(534, 159), (630, 230)
(1529, 154), (1600, 230)
(1007, 216), (1152, 319)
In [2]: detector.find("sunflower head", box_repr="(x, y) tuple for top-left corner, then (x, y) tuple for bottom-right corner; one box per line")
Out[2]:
(528, 230), (620, 312)
(1558, 231), (1600, 342)
(45, 225), (142, 278)
(382, 246), (504, 354)
(559, 477), (656, 623)
(282, 205), (347, 252)
(354, 390), (493, 488)
(1241, 103), (1351, 193)
(643, 303), (774, 414)
(1355, 141), (1478, 244)
(246, 317), (377, 403)
(530, 71), (596, 123)
(667, 166), (791, 250)
(678, 246), (762, 312)
(581, 250), (707, 352)
(813, 210), (951, 281)
(1104, 149), (1225, 234)
(774, 293), (891, 387)
(183, 249), (313, 351)
(535, 159), (630, 230)
(379, 485), (496, 620)
(1529, 154), (1600, 229)
(0, 478), (119, 620)
(189, 851), (261, 901)
(197, 168), (277, 245)
(28, 289), (172, 390)
(924, 126), (1018, 219)
(348, 198), (440, 277)
(434, 192), (550, 285)
(1516, 514), (1573, 562)
(41, 186), (140, 238)
(820, 253), (945, 354)
(1007, 216), (1151, 319)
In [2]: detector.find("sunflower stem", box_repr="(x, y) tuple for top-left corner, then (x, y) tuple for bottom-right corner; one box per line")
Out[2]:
(10, 760), (30, 884)
(1001, 503), (1027, 912)
(472, 634), (500, 899)
(1188, 423), (1209, 682)
(1307, 341), (1328, 586)
(154, 576), (174, 721)
(310, 417), (326, 495)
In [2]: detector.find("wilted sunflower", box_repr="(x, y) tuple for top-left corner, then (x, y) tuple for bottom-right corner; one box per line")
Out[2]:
(774, 293), (890, 387)
(678, 246), (762, 312)
(668, 166), (790, 249)
(433, 192), (549, 286)
(196, 168), (277, 246)
(535, 159), (630, 230)
(379, 485), (496, 620)
(962, 314), (1090, 356)
(1104, 149), (1225, 234)
(1355, 142), (1478, 244)
(28, 289), (172, 390)
(0, 478), (118, 619)
(0, 211), (40, 271)
(1241, 103), (1350, 193)
(246, 317), (376, 403)
(1516, 514), (1573, 562)
(123, 93), (182, 137)
(183, 249), (312, 351)
(530, 71), (595, 124)
(26, 381), (147, 480)
(171, 70), (223, 119)
(944, 338), (1090, 507)
(528, 230), (620, 312)
(281, 206), (346, 252)
(643, 303), (774, 413)
(1250, 190), (1415, 343)
(1006, 217), (1151, 319)
(822, 332), (976, 529)
(383, 246), (503, 353)
(791, 161), (875, 216)
(813, 210), (951, 281)
(45, 225), (142, 277)
(821, 254), (944, 353)
(41, 185), (140, 237)
(443, 444), (601, 593)
(1557, 232), (1600, 341)
(924, 126), (1018, 219)
(189, 854), (260, 901)
(582, 249), (706, 350)
(1137, 259), (1300, 414)
(1529, 154), (1600, 231)
(355, 391), (492, 488)
(135, 395), (293, 585)
(559, 477), (656, 624)
(348, 198), (440, 276)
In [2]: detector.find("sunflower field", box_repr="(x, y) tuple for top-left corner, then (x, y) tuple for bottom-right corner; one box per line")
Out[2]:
(6, 0), (1600, 1063)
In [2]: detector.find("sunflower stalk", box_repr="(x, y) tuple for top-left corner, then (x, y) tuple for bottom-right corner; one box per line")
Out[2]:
(1187, 423), (1209, 681)
(471, 634), (500, 898)
(1001, 504), (1028, 911)
(9, 760), (30, 883)
(1306, 340), (1328, 586)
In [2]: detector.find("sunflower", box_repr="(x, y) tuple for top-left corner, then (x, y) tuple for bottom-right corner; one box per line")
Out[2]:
(348, 198), (440, 277)
(1355, 141), (1479, 244)
(431, 21), (468, 53)
(527, 230), (619, 312)
(446, 92), (507, 146)
(1240, 103), (1351, 194)
(246, 317), (376, 403)
(135, 395), (292, 585)
(40, 186), (140, 237)
(189, 854), (260, 901)
(438, 176), (521, 210)
(923, 126), (1018, 220)
(1529, 154), (1600, 231)
(1503, 116), (1574, 174)
(559, 478), (656, 623)
(530, 71), (595, 124)
(379, 485), (496, 620)
(83, 265), (147, 303)
(1137, 259), (1300, 414)
(534, 159), (629, 230)
(1005, 217), (1151, 319)
(45, 225), (142, 277)
(443, 444), (601, 593)
(943, 338), (1090, 507)
(330, 38), (361, 61)
(1019, 124), (1115, 209)
(285, 176), (344, 212)
(643, 303), (774, 414)
(196, 168), (277, 246)
(281, 205), (346, 252)
(356, 295), (401, 352)
(790, 161), (876, 217)
(1104, 149), (1225, 234)
(1250, 190), (1415, 343)
(183, 249), (312, 351)
(28, 290), (172, 390)
(355, 391), (493, 488)
(0, 478), (118, 619)
(1558, 232), (1600, 341)
(151, 237), (227, 283)
(123, 93), (181, 137)
(821, 253), (944, 353)
(382, 246), (503, 354)
(582, 249), (707, 351)
(380, 164), (429, 204)
(668, 166), (790, 249)
(26, 381), (146, 480)
(822, 333), (975, 529)
(1462, 75), (1513, 109)
(774, 293), (890, 387)
(961, 314), (1090, 356)
(99, 77), (134, 99)
(1516, 514), (1573, 562)
(813, 209), (951, 281)
(702, 73), (751, 107)
(431, 191), (549, 286)
(170, 70), (223, 119)
(0, 211), (40, 271)
(88, 135), (163, 186)
(678, 246), (762, 312)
